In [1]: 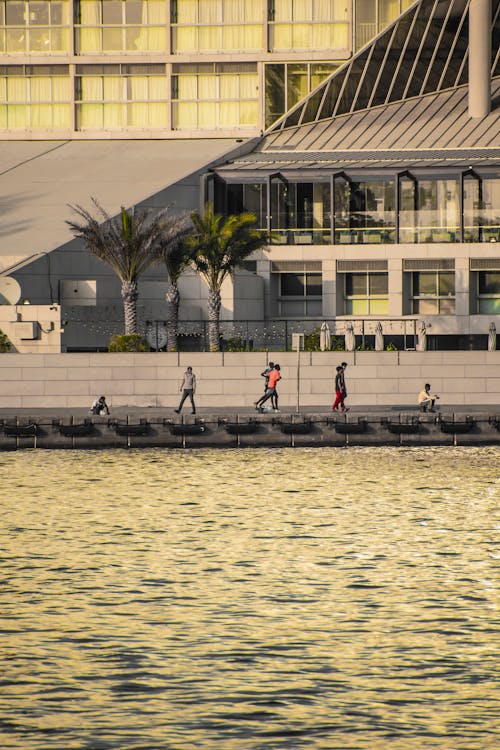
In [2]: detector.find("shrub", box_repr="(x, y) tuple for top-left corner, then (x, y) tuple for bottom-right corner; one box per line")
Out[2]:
(303, 329), (345, 352)
(0, 328), (12, 352)
(221, 336), (248, 352)
(303, 329), (320, 351)
(108, 334), (148, 352)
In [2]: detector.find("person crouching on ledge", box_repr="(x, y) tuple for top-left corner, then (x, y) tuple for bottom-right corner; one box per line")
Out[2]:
(91, 395), (110, 415)
(418, 383), (440, 412)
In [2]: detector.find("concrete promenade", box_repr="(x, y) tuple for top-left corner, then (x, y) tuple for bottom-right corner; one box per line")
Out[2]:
(1, 404), (499, 450)
(1, 351), (499, 447)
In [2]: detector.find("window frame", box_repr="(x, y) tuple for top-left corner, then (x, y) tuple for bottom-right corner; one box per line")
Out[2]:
(343, 271), (389, 315)
(410, 270), (456, 315)
(276, 270), (323, 318)
(476, 270), (500, 315)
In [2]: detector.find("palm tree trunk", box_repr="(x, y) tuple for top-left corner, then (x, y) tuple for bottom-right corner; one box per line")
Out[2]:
(207, 286), (221, 352)
(166, 282), (179, 352)
(121, 280), (138, 335)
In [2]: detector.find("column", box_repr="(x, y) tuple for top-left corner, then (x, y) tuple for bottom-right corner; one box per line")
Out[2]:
(469, 0), (491, 118)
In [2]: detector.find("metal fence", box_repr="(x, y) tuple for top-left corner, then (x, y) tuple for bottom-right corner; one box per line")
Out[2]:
(62, 307), (418, 351)
(144, 318), (419, 352)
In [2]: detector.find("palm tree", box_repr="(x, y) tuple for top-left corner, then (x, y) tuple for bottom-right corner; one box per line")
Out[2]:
(155, 214), (195, 351)
(187, 203), (269, 352)
(67, 198), (167, 336)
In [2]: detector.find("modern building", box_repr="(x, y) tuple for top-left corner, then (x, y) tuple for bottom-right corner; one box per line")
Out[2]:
(0, 1), (414, 139)
(0, 0), (499, 352)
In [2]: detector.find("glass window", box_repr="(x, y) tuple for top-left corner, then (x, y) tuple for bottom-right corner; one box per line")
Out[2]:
(0, 66), (71, 128)
(1, 0), (70, 53)
(282, 274), (305, 296)
(346, 273), (367, 296)
(399, 176), (459, 243)
(76, 0), (166, 53)
(477, 271), (500, 314)
(344, 272), (388, 314)
(306, 273), (322, 296)
(76, 64), (168, 129)
(102, 1), (122, 23)
(265, 61), (338, 128)
(410, 271), (455, 314)
(464, 177), (500, 243)
(334, 177), (395, 244)
(218, 182), (267, 228)
(268, 180), (330, 244)
(172, 63), (258, 129)
(277, 270), (323, 317)
(172, 0), (264, 53)
(270, 0), (349, 52)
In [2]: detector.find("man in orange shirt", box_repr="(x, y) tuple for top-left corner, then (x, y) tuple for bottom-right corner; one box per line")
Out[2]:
(255, 364), (281, 412)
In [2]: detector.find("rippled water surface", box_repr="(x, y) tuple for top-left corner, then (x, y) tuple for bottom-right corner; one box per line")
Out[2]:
(1, 447), (499, 750)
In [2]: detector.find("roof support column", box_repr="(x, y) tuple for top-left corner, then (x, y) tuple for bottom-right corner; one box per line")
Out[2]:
(468, 0), (491, 118)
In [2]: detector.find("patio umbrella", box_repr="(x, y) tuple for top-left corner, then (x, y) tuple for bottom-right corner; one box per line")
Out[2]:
(320, 321), (331, 351)
(418, 321), (427, 352)
(375, 322), (384, 351)
(488, 322), (496, 351)
(345, 323), (355, 352)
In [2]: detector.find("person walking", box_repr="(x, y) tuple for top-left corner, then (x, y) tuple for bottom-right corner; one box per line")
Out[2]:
(339, 361), (349, 411)
(175, 366), (197, 414)
(255, 364), (281, 412)
(332, 366), (344, 411)
(260, 361), (274, 392)
(332, 362), (349, 412)
(418, 383), (439, 412)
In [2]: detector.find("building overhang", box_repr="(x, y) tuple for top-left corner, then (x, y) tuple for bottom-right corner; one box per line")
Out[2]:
(0, 138), (256, 275)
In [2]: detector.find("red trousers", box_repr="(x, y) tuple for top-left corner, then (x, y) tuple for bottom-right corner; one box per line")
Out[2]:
(332, 389), (344, 410)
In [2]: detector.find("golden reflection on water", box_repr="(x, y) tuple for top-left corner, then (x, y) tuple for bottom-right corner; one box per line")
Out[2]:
(0, 447), (498, 750)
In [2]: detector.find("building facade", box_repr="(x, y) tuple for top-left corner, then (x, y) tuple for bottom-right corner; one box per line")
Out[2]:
(0, 0), (499, 353)
(0, 0), (413, 138)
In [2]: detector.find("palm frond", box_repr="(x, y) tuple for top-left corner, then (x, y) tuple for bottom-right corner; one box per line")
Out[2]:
(67, 198), (166, 282)
(187, 202), (268, 291)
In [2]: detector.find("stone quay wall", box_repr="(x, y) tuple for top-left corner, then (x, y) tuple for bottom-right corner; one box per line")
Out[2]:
(0, 350), (499, 409)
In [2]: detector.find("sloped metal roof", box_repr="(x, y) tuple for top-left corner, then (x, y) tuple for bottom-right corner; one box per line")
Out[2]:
(270, 0), (499, 132)
(220, 79), (500, 168)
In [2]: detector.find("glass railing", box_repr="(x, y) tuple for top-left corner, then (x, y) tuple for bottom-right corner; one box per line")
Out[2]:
(334, 227), (396, 244)
(464, 211), (500, 242)
(270, 229), (332, 245)
(262, 222), (499, 245)
(399, 227), (459, 243)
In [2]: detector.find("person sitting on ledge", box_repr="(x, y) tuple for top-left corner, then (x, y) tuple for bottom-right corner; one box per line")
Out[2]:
(90, 395), (110, 415)
(418, 384), (440, 413)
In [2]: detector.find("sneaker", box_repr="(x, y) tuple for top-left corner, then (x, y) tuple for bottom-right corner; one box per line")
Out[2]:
(191, 411), (196, 415)
(273, 408), (280, 413)
(174, 409), (180, 414)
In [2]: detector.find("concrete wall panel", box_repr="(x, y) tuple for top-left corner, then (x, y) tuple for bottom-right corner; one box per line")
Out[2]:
(2, 368), (23, 380)
(44, 380), (91, 396)
(0, 352), (499, 408)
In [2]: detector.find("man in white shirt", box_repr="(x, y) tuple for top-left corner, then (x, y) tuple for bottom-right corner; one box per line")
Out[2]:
(418, 383), (439, 412)
(175, 366), (197, 414)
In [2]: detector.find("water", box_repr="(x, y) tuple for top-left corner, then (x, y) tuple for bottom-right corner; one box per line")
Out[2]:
(0, 447), (498, 750)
